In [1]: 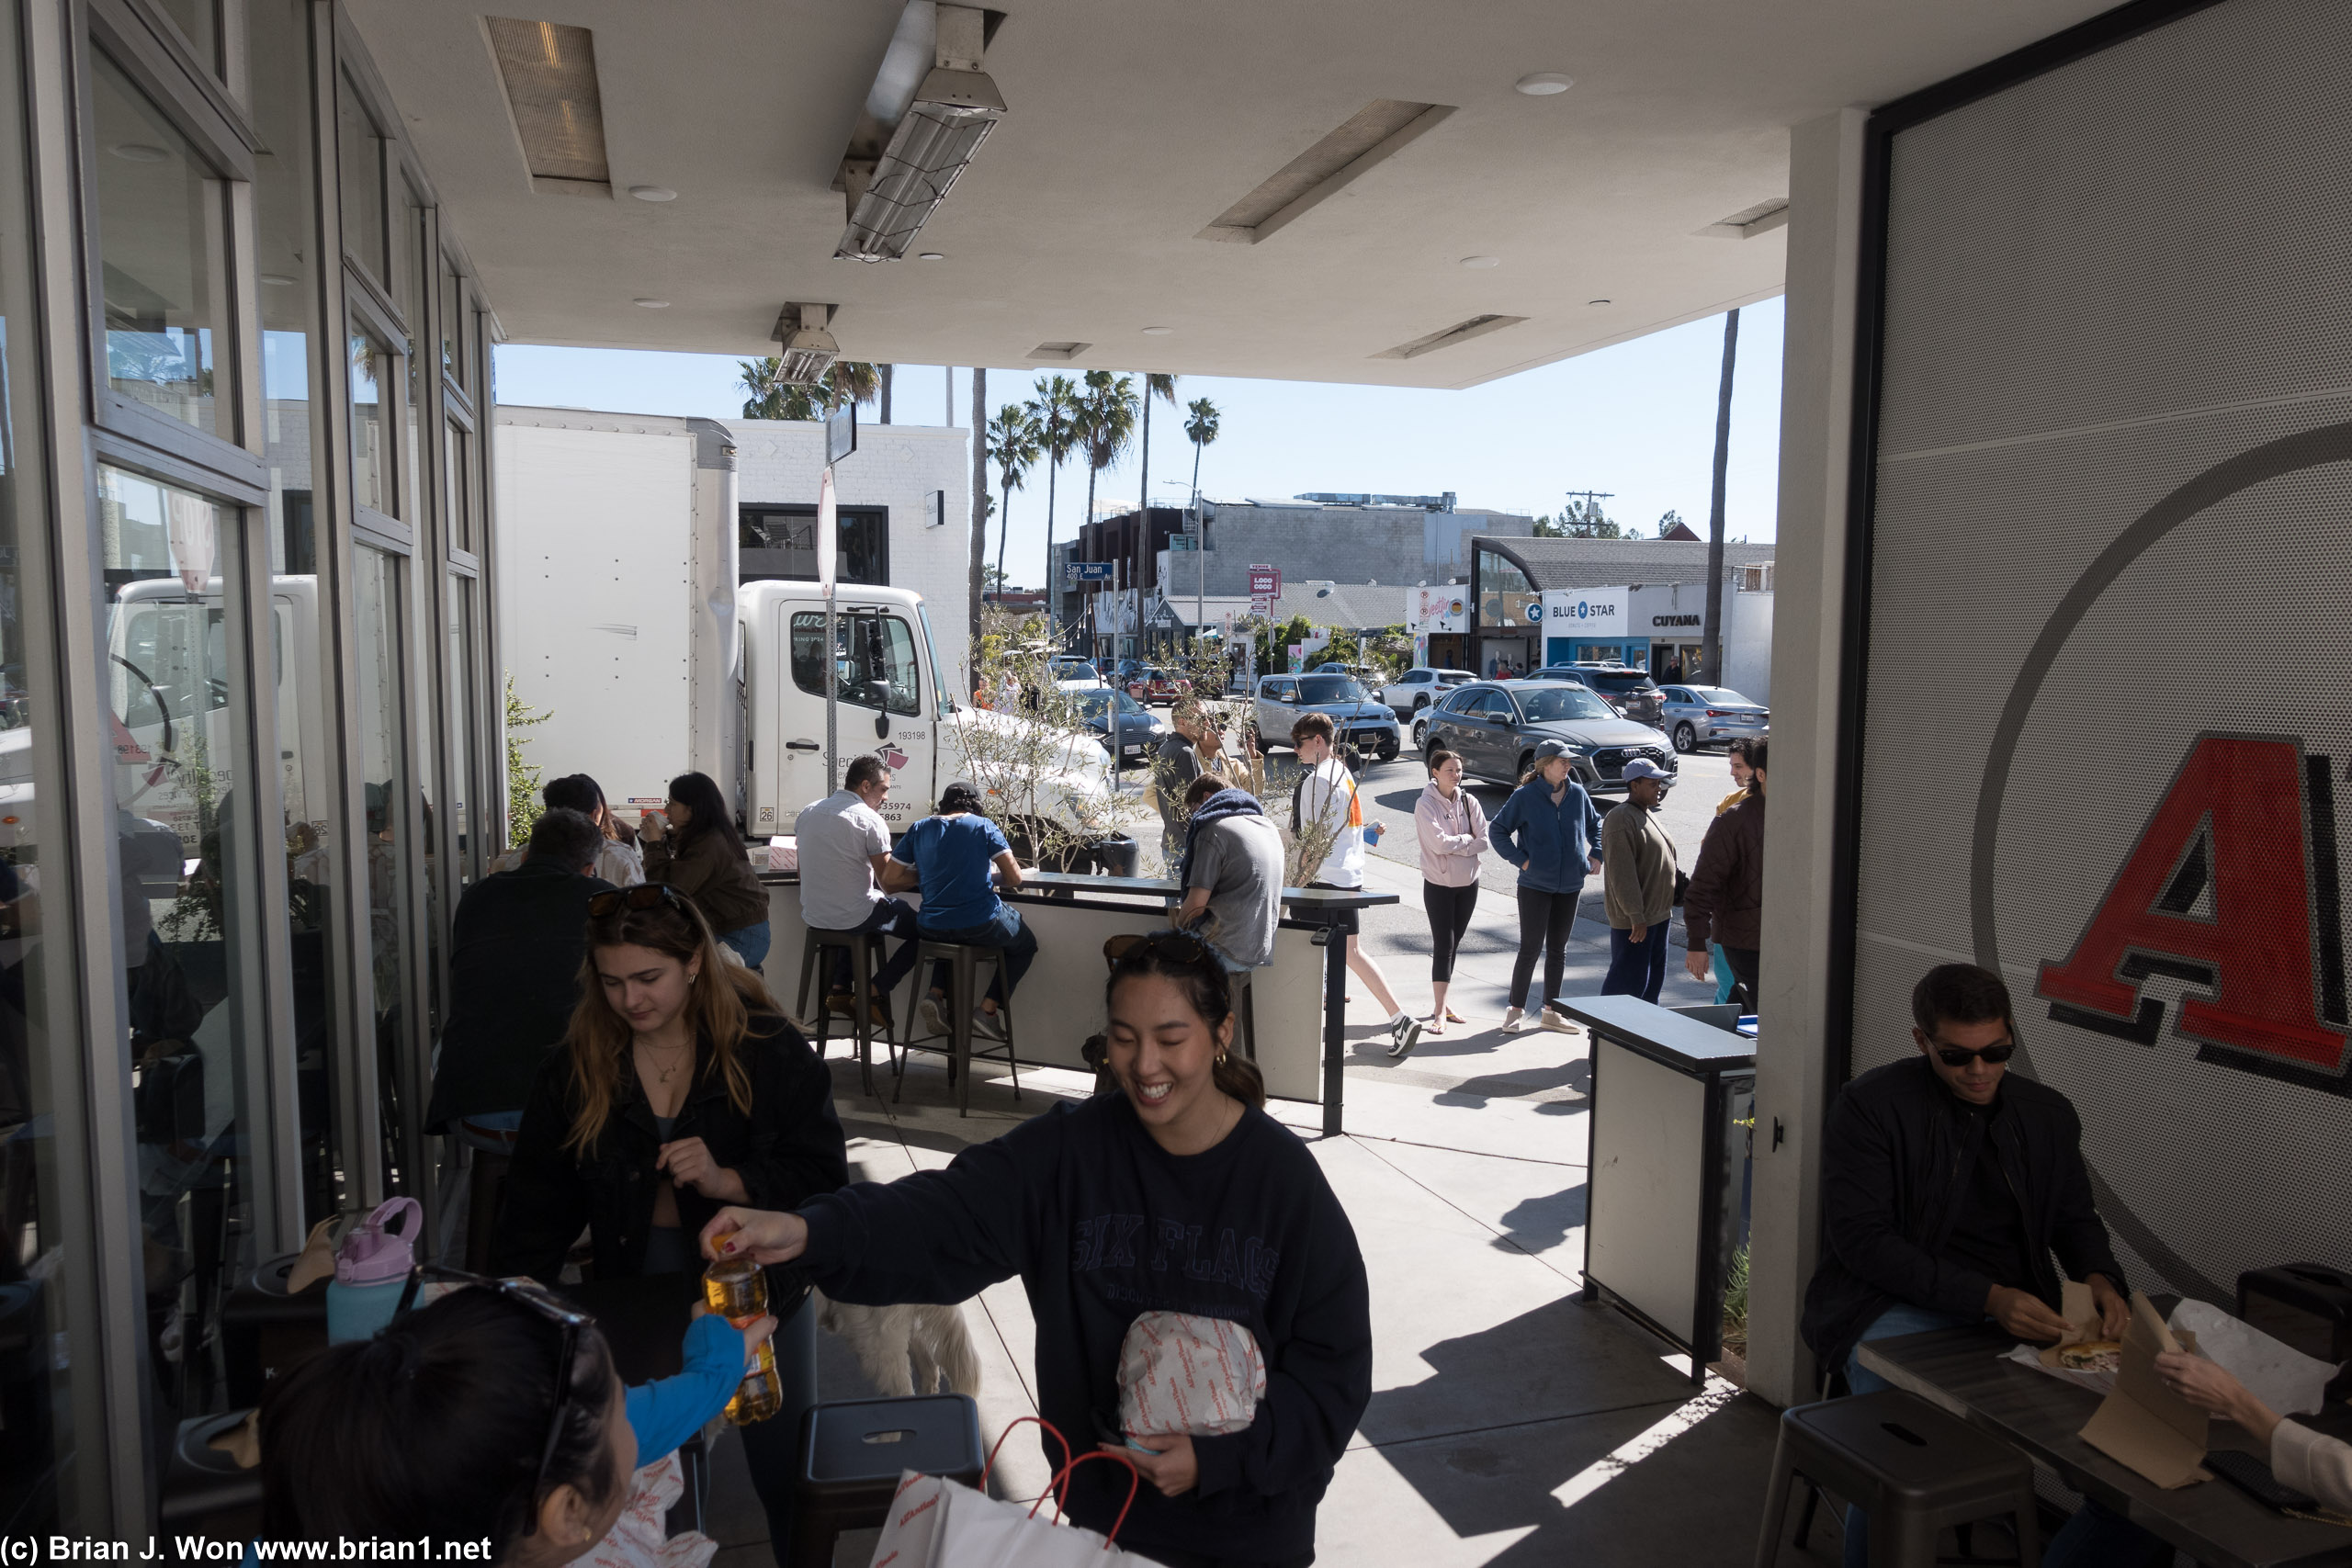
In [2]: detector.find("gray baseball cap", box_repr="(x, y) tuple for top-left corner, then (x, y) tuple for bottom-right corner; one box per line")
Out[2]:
(1532, 738), (1578, 763)
(1620, 757), (1674, 784)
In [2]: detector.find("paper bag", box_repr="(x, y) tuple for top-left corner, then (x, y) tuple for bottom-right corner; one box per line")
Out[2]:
(866, 1468), (1159, 1568)
(2080, 1292), (2209, 1488)
(586, 1454), (716, 1568)
(2037, 1280), (2105, 1371)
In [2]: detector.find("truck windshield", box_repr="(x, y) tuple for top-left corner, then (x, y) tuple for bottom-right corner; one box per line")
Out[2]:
(913, 602), (953, 716)
(788, 611), (920, 716)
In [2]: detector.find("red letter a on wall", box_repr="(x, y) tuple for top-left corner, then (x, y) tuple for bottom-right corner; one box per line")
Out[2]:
(2037, 736), (2348, 1070)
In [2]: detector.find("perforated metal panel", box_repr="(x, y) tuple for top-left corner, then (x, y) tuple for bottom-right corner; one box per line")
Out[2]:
(1852, 0), (2352, 1302)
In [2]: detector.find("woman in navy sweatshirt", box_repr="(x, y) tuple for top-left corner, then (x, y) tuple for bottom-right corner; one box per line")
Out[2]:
(701, 933), (1372, 1568)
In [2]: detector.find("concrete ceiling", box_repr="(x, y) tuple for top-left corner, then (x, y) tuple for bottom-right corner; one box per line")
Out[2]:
(347, 0), (2114, 389)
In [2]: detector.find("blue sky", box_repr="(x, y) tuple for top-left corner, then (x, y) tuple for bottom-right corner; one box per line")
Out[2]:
(493, 295), (1783, 590)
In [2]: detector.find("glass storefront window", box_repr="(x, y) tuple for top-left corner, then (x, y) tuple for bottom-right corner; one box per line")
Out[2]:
(1476, 546), (1536, 631)
(97, 463), (269, 1456)
(251, 0), (340, 1229)
(337, 72), (384, 283)
(439, 260), (463, 390)
(399, 194), (425, 523)
(90, 51), (226, 434)
(447, 576), (474, 883)
(349, 329), (387, 515)
(353, 548), (420, 1190)
(443, 420), (470, 553)
(153, 0), (220, 76)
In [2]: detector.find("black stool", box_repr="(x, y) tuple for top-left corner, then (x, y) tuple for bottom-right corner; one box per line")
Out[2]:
(159, 1411), (263, 1553)
(797, 925), (890, 1097)
(1754, 1390), (2039, 1568)
(898, 940), (1022, 1116)
(790, 1393), (985, 1567)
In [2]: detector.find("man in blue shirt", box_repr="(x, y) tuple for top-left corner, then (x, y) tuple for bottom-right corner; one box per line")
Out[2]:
(892, 784), (1035, 1041)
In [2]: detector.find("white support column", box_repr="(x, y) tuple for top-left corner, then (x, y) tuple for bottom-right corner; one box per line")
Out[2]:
(1745, 105), (1869, 1410)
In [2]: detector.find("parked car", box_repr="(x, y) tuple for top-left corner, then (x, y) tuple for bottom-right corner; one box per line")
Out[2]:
(1416, 680), (1678, 794)
(1379, 667), (1476, 718)
(1657, 684), (1770, 754)
(1049, 657), (1102, 691)
(1069, 685), (1168, 769)
(1525, 663), (1666, 728)
(1251, 671), (1401, 761)
(1126, 666), (1192, 705)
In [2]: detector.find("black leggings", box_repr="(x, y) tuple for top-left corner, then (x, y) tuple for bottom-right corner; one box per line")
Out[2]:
(1510, 886), (1578, 1010)
(1421, 881), (1479, 982)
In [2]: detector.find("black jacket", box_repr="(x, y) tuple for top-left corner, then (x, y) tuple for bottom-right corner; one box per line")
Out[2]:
(1801, 1055), (2125, 1380)
(492, 1012), (849, 1283)
(424, 859), (614, 1131)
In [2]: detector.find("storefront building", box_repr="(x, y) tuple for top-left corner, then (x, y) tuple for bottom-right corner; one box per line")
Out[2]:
(0, 0), (501, 1529)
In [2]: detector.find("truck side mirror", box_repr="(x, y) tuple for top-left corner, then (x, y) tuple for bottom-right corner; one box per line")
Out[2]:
(874, 712), (888, 739)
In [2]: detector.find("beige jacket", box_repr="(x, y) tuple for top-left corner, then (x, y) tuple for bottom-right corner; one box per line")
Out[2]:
(2274, 1418), (2352, 1516)
(1600, 802), (1677, 930)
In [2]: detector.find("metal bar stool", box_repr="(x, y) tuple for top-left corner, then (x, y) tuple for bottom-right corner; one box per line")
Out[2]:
(896, 938), (1022, 1116)
(1753, 1390), (2039, 1568)
(796, 925), (889, 1097)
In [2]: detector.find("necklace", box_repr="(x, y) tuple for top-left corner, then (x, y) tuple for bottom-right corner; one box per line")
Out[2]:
(636, 1039), (691, 1086)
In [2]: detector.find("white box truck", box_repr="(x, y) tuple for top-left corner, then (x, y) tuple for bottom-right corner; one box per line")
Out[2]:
(494, 408), (1132, 859)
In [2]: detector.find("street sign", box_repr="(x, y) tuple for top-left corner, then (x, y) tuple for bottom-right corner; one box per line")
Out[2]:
(1068, 561), (1115, 584)
(825, 402), (856, 466)
(1248, 563), (1281, 598)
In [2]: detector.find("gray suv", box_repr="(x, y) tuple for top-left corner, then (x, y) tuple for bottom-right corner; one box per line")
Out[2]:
(1252, 672), (1402, 761)
(1418, 680), (1678, 794)
(1526, 664), (1667, 729)
(1657, 683), (1769, 754)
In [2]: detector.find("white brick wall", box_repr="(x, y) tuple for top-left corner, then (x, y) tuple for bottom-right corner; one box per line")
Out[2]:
(726, 418), (975, 693)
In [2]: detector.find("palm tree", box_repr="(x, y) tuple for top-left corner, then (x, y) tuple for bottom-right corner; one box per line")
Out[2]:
(1078, 368), (1138, 574)
(987, 402), (1042, 599)
(736, 358), (882, 422)
(1132, 372), (1178, 642)
(1026, 374), (1081, 637)
(1182, 396), (1220, 511)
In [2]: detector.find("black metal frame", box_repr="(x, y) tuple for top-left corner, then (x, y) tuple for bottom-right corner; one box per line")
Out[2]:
(1823, 0), (2230, 1091)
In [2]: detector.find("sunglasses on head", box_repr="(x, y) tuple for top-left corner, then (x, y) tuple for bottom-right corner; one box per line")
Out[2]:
(392, 1264), (595, 1529)
(587, 883), (690, 919)
(1933, 1040), (2017, 1067)
(1106, 928), (1219, 969)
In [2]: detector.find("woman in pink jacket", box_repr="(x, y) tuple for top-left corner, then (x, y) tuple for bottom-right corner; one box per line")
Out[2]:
(1414, 747), (1488, 1041)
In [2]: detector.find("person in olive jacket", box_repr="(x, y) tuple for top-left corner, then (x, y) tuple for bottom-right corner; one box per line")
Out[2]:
(492, 882), (846, 1565)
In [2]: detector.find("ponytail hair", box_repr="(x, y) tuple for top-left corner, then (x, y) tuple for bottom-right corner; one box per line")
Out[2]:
(1103, 936), (1266, 1109)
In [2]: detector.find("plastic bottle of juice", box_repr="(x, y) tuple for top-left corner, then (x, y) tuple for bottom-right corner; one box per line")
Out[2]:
(703, 1257), (783, 1424)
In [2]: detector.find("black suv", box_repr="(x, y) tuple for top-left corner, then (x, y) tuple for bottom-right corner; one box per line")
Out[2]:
(1525, 664), (1666, 729)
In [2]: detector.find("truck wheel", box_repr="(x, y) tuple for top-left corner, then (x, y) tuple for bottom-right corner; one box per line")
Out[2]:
(1674, 722), (1697, 754)
(1376, 735), (1400, 762)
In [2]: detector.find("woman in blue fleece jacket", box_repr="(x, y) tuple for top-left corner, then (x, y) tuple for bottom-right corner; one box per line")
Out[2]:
(1486, 738), (1605, 1033)
(702, 935), (1372, 1568)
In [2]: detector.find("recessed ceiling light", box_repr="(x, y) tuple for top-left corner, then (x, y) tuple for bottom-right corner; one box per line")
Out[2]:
(1587, 298), (1611, 306)
(633, 298), (670, 309)
(628, 185), (676, 202)
(1141, 326), (1174, 335)
(1458, 255), (1499, 269)
(916, 252), (946, 261)
(111, 143), (168, 162)
(1515, 73), (1573, 96)
(259, 273), (297, 287)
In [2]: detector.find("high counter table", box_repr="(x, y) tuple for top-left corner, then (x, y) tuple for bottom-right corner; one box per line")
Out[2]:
(758, 869), (1395, 1135)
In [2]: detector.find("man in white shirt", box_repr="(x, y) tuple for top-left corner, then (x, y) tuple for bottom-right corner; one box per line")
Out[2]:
(794, 753), (921, 1025)
(490, 774), (644, 886)
(1290, 712), (1420, 1059)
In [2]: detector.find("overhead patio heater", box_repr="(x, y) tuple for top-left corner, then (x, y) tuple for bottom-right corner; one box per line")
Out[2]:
(834, 4), (1005, 263)
(772, 303), (839, 384)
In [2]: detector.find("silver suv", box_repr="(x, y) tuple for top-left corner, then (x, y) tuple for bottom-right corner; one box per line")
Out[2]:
(1251, 672), (1402, 761)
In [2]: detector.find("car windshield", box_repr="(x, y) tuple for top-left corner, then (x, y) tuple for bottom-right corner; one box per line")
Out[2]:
(1582, 670), (1657, 693)
(1690, 686), (1753, 705)
(1517, 686), (1618, 723)
(1059, 662), (1099, 682)
(1297, 675), (1367, 703)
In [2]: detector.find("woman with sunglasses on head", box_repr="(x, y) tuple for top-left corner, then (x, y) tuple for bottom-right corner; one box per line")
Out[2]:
(638, 769), (773, 968)
(493, 883), (847, 1562)
(699, 934), (1373, 1568)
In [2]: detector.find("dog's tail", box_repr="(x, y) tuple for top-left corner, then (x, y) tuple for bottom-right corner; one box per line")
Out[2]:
(934, 1304), (983, 1396)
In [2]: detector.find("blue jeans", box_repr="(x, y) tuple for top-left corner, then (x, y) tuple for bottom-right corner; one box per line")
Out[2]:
(1842, 1304), (1976, 1568)
(1602, 923), (1669, 1001)
(718, 919), (772, 969)
(922, 904), (1037, 1008)
(818, 896), (922, 1001)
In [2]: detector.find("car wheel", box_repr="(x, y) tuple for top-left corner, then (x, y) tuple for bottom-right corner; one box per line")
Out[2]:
(1250, 725), (1269, 754)
(1412, 718), (1429, 750)
(1376, 735), (1400, 762)
(1673, 722), (1697, 754)
(1518, 750), (1535, 782)
(1412, 694), (1429, 714)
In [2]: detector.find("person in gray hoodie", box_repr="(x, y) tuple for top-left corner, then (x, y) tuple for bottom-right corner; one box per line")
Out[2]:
(1413, 747), (1487, 1036)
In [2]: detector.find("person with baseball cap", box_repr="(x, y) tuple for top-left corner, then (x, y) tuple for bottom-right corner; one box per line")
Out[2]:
(1599, 758), (1679, 1002)
(1487, 737), (1605, 1033)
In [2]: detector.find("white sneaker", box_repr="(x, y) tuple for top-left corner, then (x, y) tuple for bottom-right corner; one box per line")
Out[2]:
(1500, 1008), (1528, 1034)
(1387, 1013), (1423, 1060)
(917, 996), (948, 1040)
(971, 1007), (1006, 1042)
(1540, 1008), (1579, 1034)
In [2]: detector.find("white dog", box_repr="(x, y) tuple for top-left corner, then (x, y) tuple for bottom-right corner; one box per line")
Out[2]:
(813, 1290), (982, 1398)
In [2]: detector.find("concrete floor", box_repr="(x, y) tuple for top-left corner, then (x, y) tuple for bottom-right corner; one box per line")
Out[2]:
(700, 753), (1848, 1567)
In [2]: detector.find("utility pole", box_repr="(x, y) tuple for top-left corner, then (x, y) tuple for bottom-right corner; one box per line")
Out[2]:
(968, 367), (987, 656)
(879, 364), (892, 423)
(944, 365), (953, 427)
(1562, 489), (1614, 534)
(1702, 309), (1739, 682)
